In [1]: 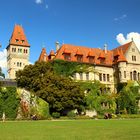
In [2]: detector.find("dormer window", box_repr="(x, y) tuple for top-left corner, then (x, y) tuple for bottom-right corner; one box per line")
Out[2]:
(98, 51), (105, 64)
(15, 39), (19, 42)
(22, 40), (25, 43)
(77, 55), (83, 62)
(100, 58), (105, 64)
(87, 50), (95, 63)
(63, 48), (71, 61)
(114, 56), (119, 63)
(64, 54), (71, 61)
(75, 49), (83, 62)
(88, 56), (95, 63)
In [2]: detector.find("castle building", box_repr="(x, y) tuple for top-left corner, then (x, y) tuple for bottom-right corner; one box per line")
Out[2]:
(6, 25), (30, 79)
(39, 41), (140, 92)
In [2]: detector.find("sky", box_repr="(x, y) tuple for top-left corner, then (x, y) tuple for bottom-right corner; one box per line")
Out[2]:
(0, 0), (140, 75)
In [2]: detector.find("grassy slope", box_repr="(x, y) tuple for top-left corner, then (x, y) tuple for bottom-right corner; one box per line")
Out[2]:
(0, 119), (140, 140)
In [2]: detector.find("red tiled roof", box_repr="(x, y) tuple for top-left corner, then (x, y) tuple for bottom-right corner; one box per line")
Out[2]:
(117, 49), (127, 62)
(112, 41), (132, 54)
(38, 41), (133, 66)
(87, 49), (95, 57)
(38, 48), (48, 62)
(76, 48), (83, 55)
(9, 24), (30, 47)
(55, 44), (113, 66)
(49, 50), (55, 56)
(63, 48), (71, 54)
(113, 49), (120, 56)
(98, 51), (105, 59)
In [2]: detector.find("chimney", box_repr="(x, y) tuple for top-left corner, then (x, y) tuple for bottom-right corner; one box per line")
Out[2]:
(55, 41), (60, 51)
(104, 44), (107, 53)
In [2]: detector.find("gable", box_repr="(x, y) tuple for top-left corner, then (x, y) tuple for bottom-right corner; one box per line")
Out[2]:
(125, 41), (140, 64)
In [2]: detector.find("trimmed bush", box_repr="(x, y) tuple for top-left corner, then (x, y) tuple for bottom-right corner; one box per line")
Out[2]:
(52, 112), (60, 118)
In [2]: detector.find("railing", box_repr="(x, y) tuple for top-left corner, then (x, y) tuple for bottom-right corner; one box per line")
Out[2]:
(0, 79), (17, 87)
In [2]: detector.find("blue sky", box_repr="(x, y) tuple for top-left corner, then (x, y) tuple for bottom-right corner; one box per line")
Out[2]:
(0, 0), (140, 74)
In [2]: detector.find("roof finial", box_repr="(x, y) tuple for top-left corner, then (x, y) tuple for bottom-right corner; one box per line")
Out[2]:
(104, 43), (107, 53)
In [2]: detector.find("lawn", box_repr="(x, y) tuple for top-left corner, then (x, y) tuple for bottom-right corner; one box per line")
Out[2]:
(0, 119), (140, 140)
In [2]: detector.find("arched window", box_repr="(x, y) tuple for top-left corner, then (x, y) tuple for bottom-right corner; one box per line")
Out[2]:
(133, 71), (137, 81)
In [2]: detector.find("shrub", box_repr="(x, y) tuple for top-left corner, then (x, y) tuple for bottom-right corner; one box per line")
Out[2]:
(52, 112), (60, 118)
(0, 87), (20, 119)
(67, 111), (76, 119)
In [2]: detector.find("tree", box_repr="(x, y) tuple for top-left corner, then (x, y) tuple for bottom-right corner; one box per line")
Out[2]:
(16, 61), (85, 115)
(81, 81), (116, 115)
(116, 81), (140, 114)
(0, 87), (20, 118)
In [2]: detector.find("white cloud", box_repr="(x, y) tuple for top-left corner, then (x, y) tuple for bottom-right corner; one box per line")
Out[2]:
(0, 49), (7, 69)
(116, 32), (140, 50)
(35, 0), (43, 4)
(114, 14), (127, 21)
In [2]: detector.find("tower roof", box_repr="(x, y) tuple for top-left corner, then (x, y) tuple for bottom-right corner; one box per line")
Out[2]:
(9, 24), (30, 47)
(38, 48), (48, 62)
(117, 49), (127, 62)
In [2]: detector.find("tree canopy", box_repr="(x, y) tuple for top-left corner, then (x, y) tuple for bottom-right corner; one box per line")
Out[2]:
(16, 61), (85, 114)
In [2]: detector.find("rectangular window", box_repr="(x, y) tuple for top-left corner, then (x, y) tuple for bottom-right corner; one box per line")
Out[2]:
(89, 56), (94, 63)
(17, 62), (19, 67)
(132, 55), (136, 61)
(18, 48), (22, 53)
(64, 54), (71, 61)
(103, 74), (106, 81)
(12, 48), (16, 52)
(100, 59), (105, 64)
(107, 74), (110, 82)
(77, 55), (83, 62)
(20, 62), (22, 67)
(132, 48), (135, 52)
(99, 73), (102, 81)
(86, 72), (89, 80)
(15, 39), (19, 42)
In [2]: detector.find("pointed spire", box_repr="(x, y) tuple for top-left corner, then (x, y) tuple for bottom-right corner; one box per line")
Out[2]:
(38, 48), (48, 62)
(9, 24), (30, 47)
(49, 50), (55, 56)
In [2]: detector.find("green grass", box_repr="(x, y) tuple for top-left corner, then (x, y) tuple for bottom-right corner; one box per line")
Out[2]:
(0, 119), (140, 140)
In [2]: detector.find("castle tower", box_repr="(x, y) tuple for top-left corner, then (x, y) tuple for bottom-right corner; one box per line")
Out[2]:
(6, 24), (30, 79)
